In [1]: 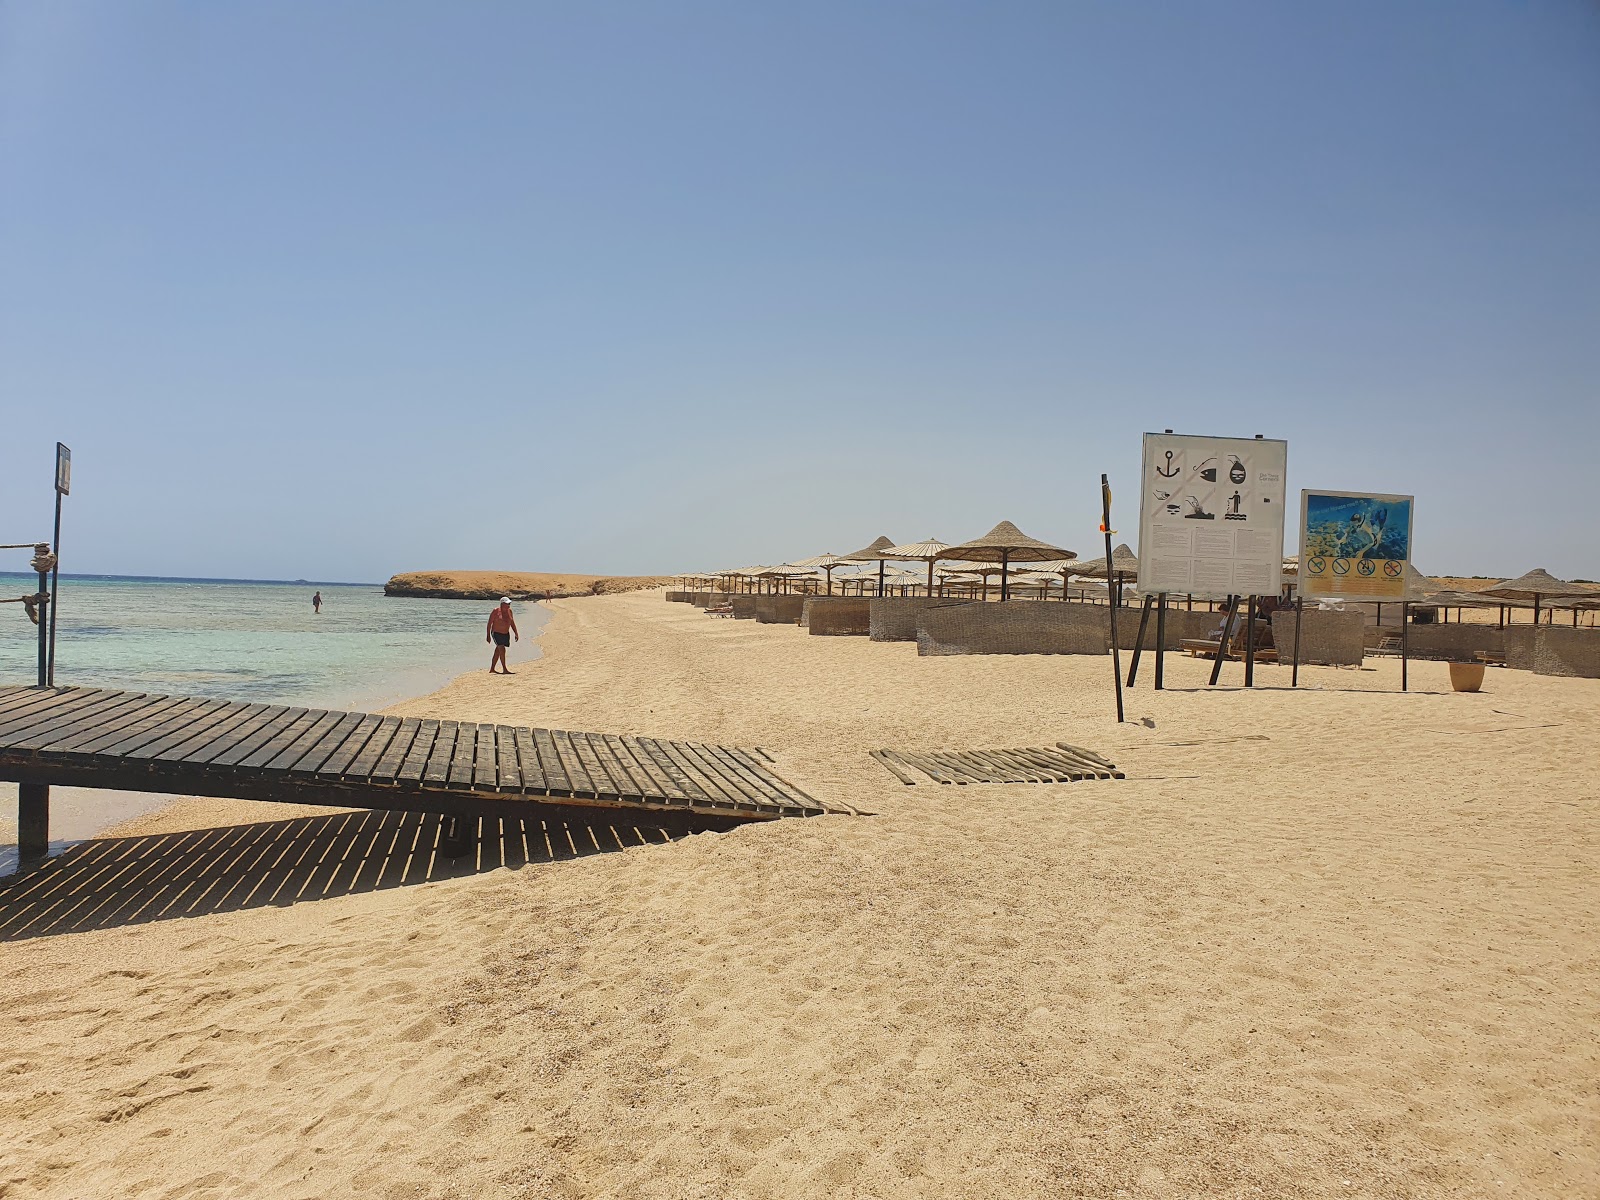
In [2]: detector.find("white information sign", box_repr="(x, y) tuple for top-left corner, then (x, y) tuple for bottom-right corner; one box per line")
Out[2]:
(1137, 432), (1288, 600)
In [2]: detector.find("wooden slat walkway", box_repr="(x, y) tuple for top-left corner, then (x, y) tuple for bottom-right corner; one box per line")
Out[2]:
(0, 686), (844, 837)
(869, 742), (1123, 785)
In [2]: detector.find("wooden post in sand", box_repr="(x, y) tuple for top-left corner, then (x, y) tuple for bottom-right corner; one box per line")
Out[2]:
(1126, 594), (1154, 686)
(1101, 475), (1124, 723)
(1208, 596), (1239, 687)
(1401, 601), (1410, 693)
(1243, 595), (1257, 688)
(1154, 593), (1167, 690)
(1291, 596), (1304, 688)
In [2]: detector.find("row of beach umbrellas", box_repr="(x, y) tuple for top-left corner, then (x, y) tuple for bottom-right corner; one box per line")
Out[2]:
(683, 527), (1596, 618)
(684, 520), (1144, 601)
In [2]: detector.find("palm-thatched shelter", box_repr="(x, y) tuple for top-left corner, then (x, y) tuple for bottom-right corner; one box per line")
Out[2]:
(842, 535), (899, 597)
(880, 537), (950, 594)
(1479, 568), (1589, 625)
(939, 521), (1076, 601)
(1064, 543), (1139, 583)
(791, 552), (852, 595)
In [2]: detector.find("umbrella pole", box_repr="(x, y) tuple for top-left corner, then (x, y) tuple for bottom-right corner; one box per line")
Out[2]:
(1000, 551), (1009, 602)
(926, 559), (934, 595)
(1101, 475), (1124, 723)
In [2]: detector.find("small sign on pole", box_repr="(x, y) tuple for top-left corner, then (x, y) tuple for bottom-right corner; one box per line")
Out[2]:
(48, 443), (70, 684)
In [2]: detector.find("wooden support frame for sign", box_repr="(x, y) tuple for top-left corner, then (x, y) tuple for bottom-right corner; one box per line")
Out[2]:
(1291, 596), (1304, 688)
(1126, 595), (1154, 686)
(1154, 593), (1167, 690)
(1208, 596), (1239, 687)
(1243, 595), (1257, 688)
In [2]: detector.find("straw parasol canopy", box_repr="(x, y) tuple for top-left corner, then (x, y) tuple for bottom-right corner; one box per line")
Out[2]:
(842, 535), (899, 597)
(1479, 568), (1589, 624)
(880, 537), (950, 593)
(938, 521), (1077, 601)
(1065, 543), (1139, 583)
(791, 552), (852, 594)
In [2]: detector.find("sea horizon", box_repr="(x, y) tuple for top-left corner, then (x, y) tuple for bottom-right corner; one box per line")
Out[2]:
(0, 569), (383, 588)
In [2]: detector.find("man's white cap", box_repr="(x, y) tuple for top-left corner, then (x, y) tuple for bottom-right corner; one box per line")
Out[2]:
(500, 596), (512, 604)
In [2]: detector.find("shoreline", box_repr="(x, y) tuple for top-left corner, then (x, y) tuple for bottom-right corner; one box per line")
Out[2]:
(0, 598), (559, 864)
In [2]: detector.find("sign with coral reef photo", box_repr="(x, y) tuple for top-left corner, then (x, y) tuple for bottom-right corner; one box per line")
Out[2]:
(1298, 490), (1414, 600)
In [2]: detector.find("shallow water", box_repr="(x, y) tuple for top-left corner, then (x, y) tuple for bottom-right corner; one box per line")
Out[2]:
(0, 573), (550, 870)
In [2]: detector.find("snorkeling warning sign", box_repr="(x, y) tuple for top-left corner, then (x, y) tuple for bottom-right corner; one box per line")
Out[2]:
(1298, 490), (1413, 601)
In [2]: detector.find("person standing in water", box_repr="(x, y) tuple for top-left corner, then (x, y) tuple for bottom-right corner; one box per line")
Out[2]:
(312, 590), (322, 614)
(486, 597), (519, 673)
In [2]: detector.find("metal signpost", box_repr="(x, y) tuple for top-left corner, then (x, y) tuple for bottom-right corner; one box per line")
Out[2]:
(1297, 490), (1414, 691)
(48, 443), (69, 685)
(1138, 431), (1288, 687)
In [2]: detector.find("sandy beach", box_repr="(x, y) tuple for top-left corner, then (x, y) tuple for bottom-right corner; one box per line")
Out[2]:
(1, 590), (1595, 1198)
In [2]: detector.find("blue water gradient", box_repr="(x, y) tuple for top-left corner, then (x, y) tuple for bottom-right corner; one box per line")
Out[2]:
(0, 573), (549, 712)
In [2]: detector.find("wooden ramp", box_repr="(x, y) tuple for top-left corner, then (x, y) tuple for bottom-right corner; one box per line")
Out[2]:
(0, 686), (842, 862)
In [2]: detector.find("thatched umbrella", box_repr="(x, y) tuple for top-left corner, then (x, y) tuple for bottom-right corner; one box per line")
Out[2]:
(1479, 568), (1589, 625)
(757, 564), (820, 594)
(843, 535), (899, 597)
(939, 563), (1010, 602)
(1063, 543), (1139, 582)
(791, 552), (852, 595)
(880, 537), (950, 595)
(938, 521), (1076, 601)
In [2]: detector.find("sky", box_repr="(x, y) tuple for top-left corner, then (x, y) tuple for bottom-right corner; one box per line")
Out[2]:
(2, 1), (1597, 582)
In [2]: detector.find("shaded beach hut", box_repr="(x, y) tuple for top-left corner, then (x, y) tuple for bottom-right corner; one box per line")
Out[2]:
(938, 521), (1077, 602)
(1479, 568), (1590, 626)
(879, 537), (950, 595)
(843, 535), (899, 597)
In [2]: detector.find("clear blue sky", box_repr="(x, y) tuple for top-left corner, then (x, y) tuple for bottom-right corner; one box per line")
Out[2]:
(3, 1), (1597, 582)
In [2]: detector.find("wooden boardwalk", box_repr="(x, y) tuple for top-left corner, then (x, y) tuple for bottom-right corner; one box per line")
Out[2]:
(0, 686), (841, 862)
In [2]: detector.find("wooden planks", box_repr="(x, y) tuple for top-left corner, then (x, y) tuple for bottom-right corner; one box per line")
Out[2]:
(870, 744), (1124, 785)
(0, 686), (840, 823)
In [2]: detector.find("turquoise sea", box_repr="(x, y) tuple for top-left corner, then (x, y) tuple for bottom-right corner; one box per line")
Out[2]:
(0, 574), (550, 869)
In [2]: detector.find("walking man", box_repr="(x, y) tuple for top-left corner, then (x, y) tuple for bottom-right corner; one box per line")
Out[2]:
(487, 596), (519, 673)
(312, 590), (322, 614)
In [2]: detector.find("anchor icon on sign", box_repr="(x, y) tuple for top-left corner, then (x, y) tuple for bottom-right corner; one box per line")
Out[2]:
(1155, 450), (1179, 478)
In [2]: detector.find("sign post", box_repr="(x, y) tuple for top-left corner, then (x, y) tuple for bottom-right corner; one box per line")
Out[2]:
(1298, 490), (1414, 692)
(48, 443), (69, 686)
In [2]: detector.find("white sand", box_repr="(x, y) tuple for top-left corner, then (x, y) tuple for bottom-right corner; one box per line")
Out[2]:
(1, 591), (1595, 1197)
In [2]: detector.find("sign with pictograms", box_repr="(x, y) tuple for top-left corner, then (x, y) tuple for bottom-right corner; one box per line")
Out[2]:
(1298, 490), (1414, 601)
(1138, 432), (1288, 600)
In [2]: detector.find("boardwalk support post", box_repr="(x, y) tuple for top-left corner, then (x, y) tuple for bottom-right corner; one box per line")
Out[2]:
(440, 815), (474, 859)
(18, 782), (48, 867)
